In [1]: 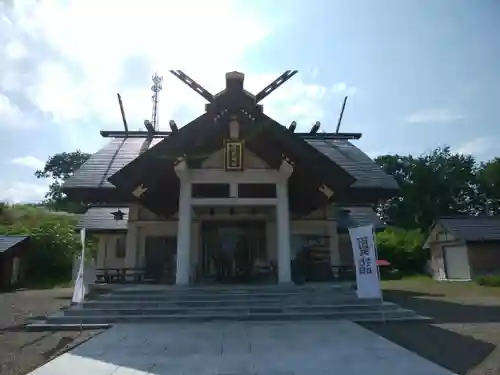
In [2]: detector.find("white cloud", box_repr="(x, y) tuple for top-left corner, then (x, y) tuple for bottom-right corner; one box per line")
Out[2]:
(242, 73), (328, 128)
(5, 0), (275, 128)
(4, 39), (27, 59)
(1, 1), (345, 193)
(0, 92), (38, 128)
(456, 137), (495, 157)
(0, 181), (47, 203)
(1, 0), (333, 135)
(0, 93), (21, 124)
(405, 108), (464, 124)
(331, 82), (357, 96)
(10, 155), (44, 169)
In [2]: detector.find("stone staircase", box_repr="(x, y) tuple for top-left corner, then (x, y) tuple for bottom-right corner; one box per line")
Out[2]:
(26, 284), (428, 330)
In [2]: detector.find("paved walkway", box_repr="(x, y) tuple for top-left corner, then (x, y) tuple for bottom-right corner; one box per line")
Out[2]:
(28, 321), (456, 375)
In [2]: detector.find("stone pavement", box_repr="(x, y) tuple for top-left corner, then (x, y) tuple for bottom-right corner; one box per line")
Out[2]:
(27, 321), (456, 375)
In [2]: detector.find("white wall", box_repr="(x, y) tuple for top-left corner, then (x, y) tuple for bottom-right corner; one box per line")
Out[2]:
(94, 233), (127, 269)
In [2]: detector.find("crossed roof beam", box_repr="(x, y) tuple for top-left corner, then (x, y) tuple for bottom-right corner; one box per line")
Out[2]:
(168, 70), (298, 104)
(109, 70), (360, 140)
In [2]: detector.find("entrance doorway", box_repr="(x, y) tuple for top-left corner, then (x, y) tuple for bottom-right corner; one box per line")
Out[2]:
(201, 221), (266, 283)
(144, 236), (177, 283)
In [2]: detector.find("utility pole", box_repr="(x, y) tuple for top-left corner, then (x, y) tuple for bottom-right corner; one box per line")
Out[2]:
(151, 72), (163, 131)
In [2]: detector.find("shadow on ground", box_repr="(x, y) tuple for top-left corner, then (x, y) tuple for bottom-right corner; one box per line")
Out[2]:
(384, 289), (500, 324)
(360, 289), (500, 375)
(42, 336), (80, 360)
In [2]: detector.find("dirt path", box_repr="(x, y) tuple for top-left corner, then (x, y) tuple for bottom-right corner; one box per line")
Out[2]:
(0, 288), (102, 375)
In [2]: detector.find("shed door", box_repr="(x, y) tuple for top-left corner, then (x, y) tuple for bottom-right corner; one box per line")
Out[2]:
(443, 245), (471, 280)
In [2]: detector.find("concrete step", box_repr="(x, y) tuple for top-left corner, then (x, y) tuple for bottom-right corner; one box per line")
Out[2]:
(64, 302), (401, 316)
(27, 284), (429, 330)
(91, 295), (368, 305)
(104, 288), (356, 299)
(81, 298), (382, 309)
(109, 284), (355, 295)
(97, 291), (361, 302)
(45, 308), (426, 324)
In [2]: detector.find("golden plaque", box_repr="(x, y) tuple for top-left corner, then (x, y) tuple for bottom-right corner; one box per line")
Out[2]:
(224, 140), (244, 171)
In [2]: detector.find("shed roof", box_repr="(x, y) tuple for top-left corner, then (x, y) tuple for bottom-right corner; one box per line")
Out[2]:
(76, 207), (129, 231)
(337, 206), (386, 231)
(439, 216), (500, 242)
(0, 235), (29, 253)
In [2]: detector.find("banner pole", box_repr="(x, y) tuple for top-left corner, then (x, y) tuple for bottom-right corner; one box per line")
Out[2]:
(372, 226), (386, 324)
(71, 228), (87, 330)
(349, 224), (384, 322)
(80, 228), (86, 332)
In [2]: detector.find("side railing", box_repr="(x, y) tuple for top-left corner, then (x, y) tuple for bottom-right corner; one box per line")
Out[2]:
(95, 267), (175, 284)
(94, 264), (357, 284)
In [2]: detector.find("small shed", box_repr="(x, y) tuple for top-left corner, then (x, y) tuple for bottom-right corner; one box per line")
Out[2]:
(424, 216), (500, 281)
(0, 235), (31, 290)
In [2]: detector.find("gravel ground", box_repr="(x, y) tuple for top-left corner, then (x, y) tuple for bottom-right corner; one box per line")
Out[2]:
(360, 279), (500, 375)
(0, 288), (102, 375)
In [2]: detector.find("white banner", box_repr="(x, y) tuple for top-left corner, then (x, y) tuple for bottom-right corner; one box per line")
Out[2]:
(71, 228), (87, 304)
(348, 224), (382, 299)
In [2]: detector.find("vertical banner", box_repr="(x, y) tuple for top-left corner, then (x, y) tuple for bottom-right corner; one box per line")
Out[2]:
(72, 228), (87, 304)
(348, 224), (382, 299)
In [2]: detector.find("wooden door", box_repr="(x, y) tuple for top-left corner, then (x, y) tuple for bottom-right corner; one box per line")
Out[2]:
(144, 236), (177, 283)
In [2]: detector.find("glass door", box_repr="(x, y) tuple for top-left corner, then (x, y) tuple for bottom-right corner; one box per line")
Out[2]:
(201, 221), (265, 284)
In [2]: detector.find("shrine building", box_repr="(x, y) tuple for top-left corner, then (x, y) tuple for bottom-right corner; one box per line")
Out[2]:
(63, 71), (398, 286)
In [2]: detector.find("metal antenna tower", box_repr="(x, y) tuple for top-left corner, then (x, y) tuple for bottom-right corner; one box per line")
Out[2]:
(151, 72), (163, 131)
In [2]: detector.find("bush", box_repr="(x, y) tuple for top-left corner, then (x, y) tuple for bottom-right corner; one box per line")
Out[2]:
(25, 222), (81, 285)
(476, 275), (500, 287)
(376, 227), (427, 275)
(0, 203), (83, 287)
(380, 268), (403, 280)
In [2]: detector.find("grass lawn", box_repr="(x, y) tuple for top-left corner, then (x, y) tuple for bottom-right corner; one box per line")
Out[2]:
(360, 277), (500, 375)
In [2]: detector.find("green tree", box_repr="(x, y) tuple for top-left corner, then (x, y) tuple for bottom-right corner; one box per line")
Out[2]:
(375, 146), (482, 231)
(476, 157), (500, 215)
(35, 150), (90, 213)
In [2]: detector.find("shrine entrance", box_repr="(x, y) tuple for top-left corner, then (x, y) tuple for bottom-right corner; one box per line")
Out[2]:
(200, 221), (268, 284)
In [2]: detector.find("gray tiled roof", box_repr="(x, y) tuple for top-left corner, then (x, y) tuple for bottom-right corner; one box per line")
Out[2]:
(337, 206), (386, 230)
(306, 140), (398, 189)
(64, 137), (396, 190)
(76, 207), (129, 231)
(440, 216), (500, 242)
(0, 236), (29, 253)
(64, 138), (162, 189)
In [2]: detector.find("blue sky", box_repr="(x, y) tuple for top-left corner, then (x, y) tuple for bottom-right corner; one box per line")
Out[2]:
(0, 0), (499, 202)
